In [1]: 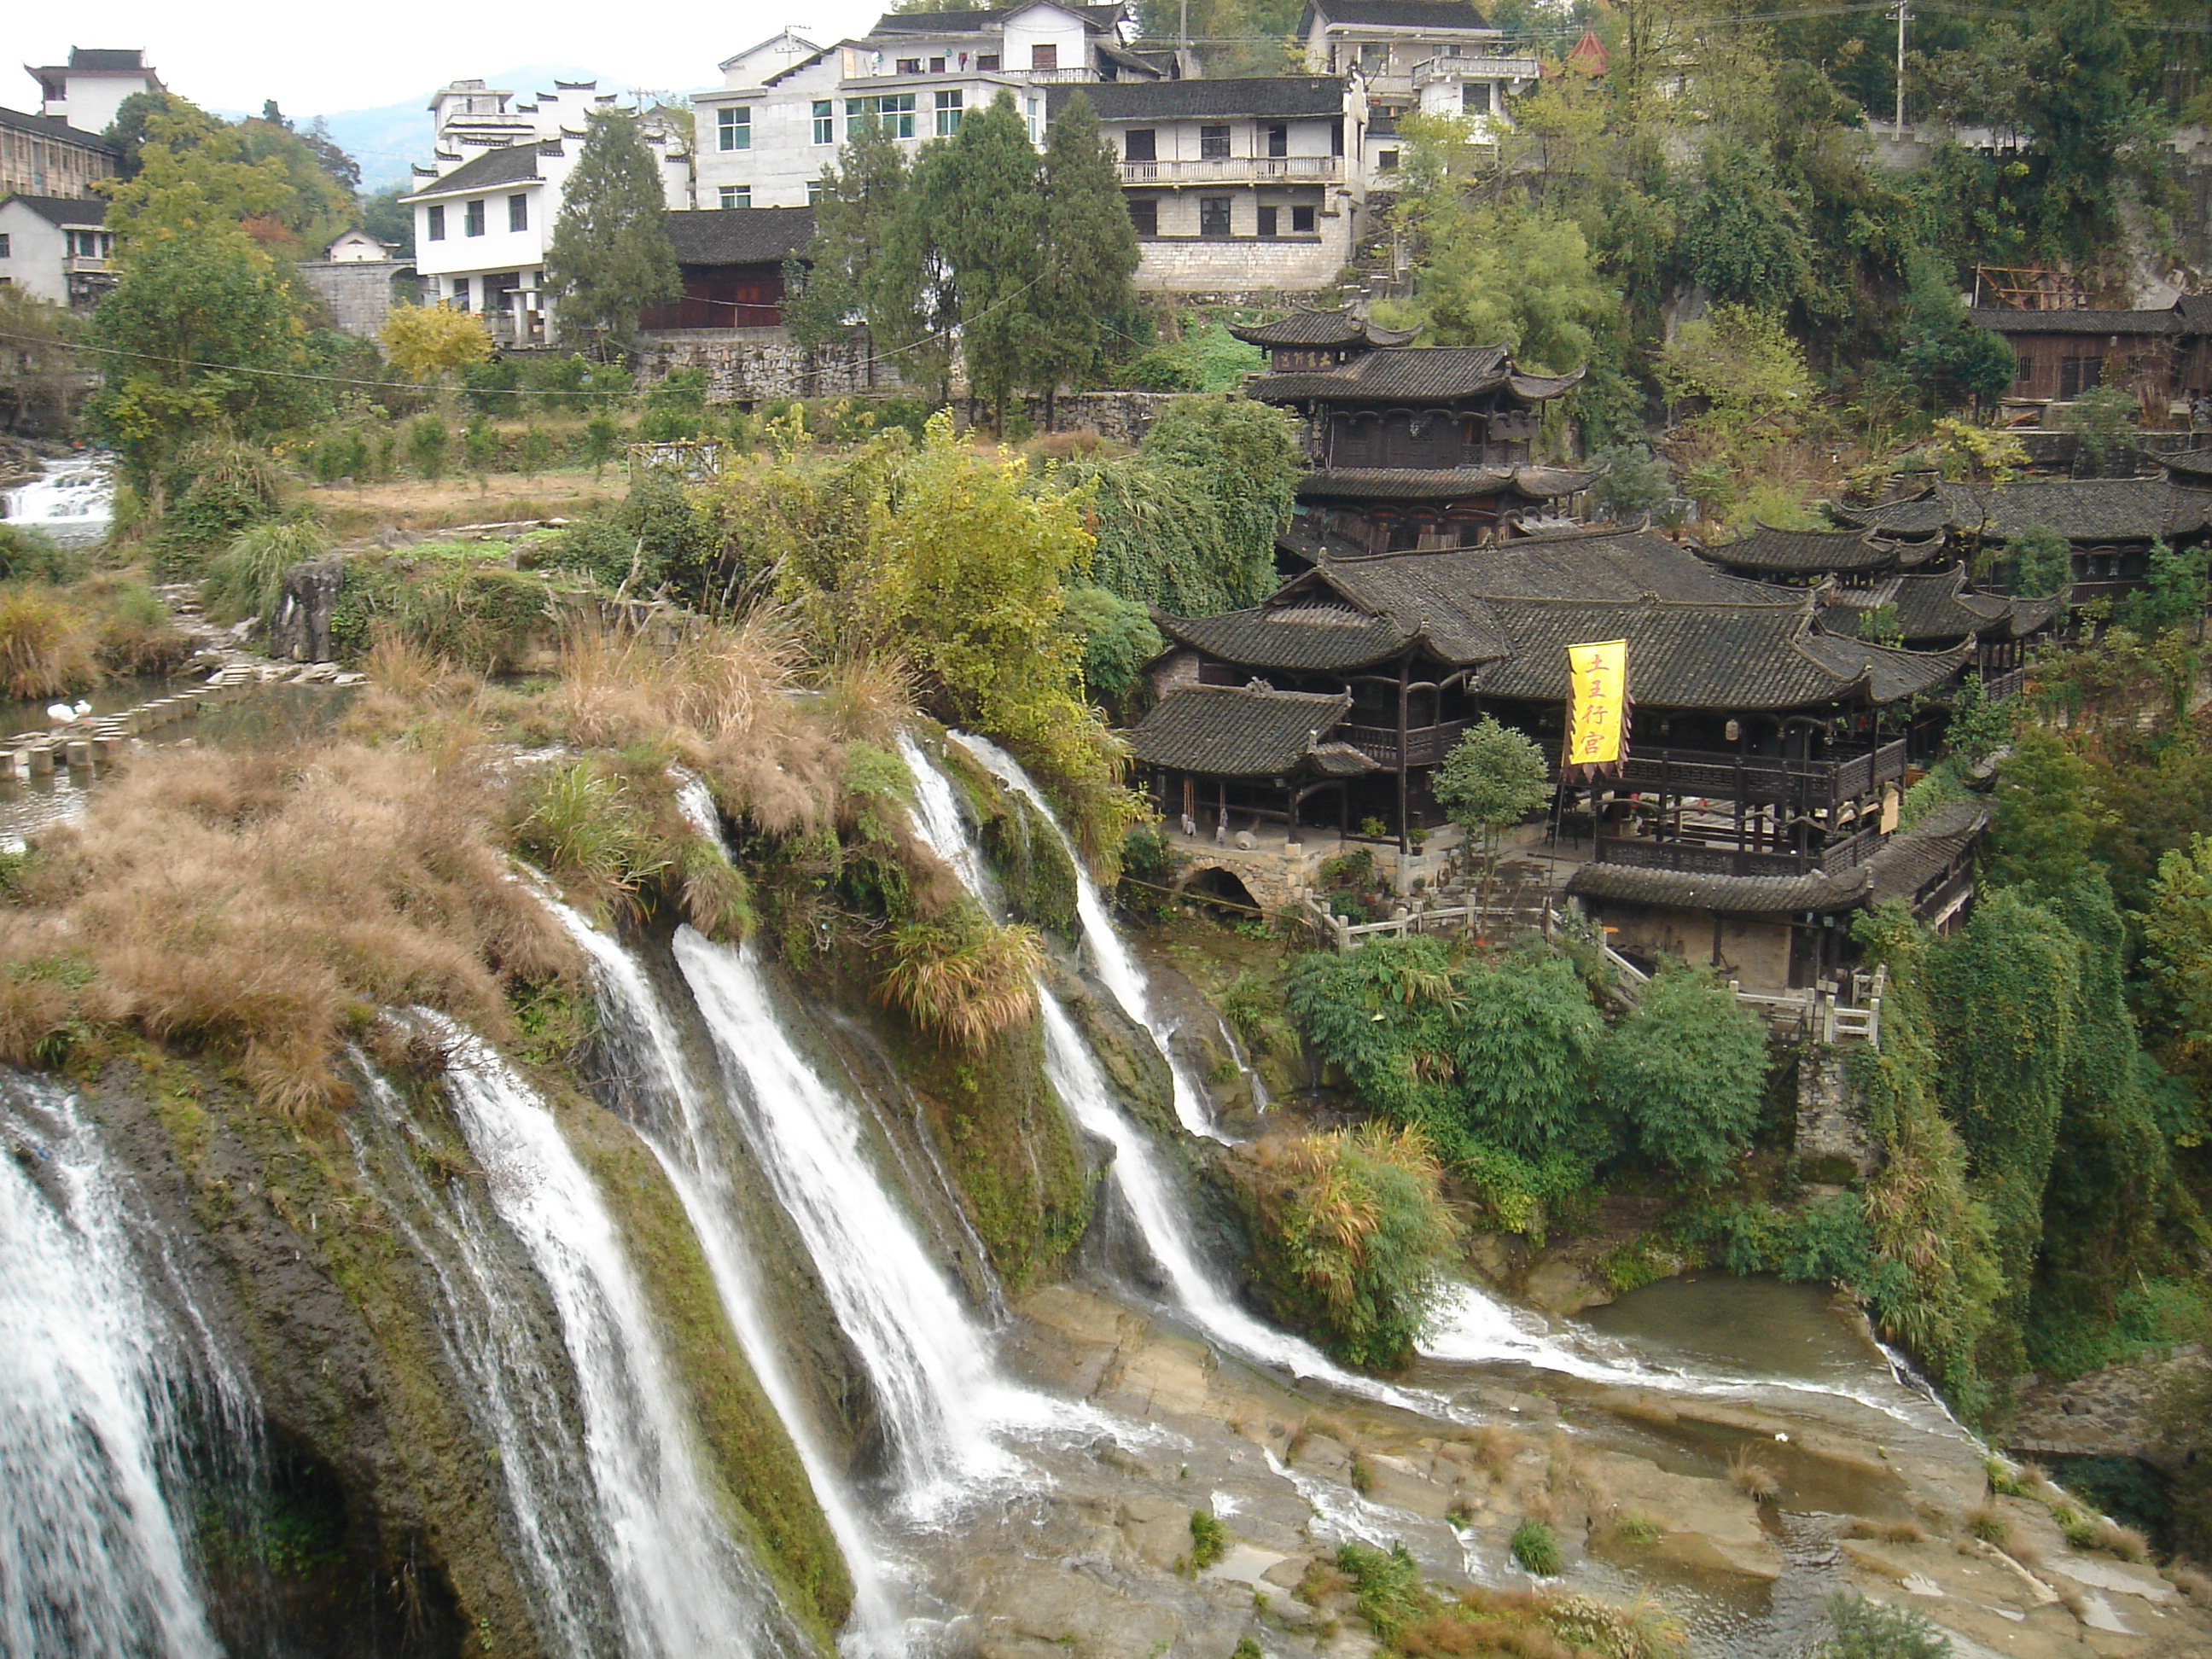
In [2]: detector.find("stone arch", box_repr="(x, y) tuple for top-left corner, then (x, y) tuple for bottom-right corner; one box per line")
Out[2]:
(1183, 864), (1262, 915)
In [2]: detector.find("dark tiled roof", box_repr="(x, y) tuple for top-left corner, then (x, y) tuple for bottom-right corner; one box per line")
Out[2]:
(1831, 490), (1952, 536)
(872, 3), (1126, 30)
(65, 49), (149, 70)
(1048, 76), (1347, 122)
(1473, 597), (1969, 709)
(1127, 687), (1352, 775)
(1157, 604), (1413, 671)
(1298, 465), (1594, 500)
(2160, 447), (2212, 486)
(1941, 478), (2212, 543)
(1278, 518), (1374, 565)
(1968, 306), (2180, 337)
(2178, 294), (2212, 331)
(400, 143), (543, 201)
(1229, 307), (1417, 348)
(1307, 0), (1494, 28)
(1821, 570), (2008, 643)
(1569, 859), (1873, 916)
(2, 193), (106, 227)
(1326, 529), (1784, 605)
(663, 206), (813, 265)
(1698, 522), (1910, 575)
(1250, 345), (1508, 402)
(1566, 800), (1988, 917)
(0, 105), (119, 151)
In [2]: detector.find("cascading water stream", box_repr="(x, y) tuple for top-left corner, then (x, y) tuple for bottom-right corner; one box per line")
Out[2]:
(533, 891), (904, 1649)
(902, 734), (1960, 1434)
(426, 1016), (814, 1659)
(673, 929), (1105, 1516)
(3, 457), (114, 547)
(346, 1062), (625, 1657)
(0, 1074), (237, 1659)
(932, 731), (1225, 1142)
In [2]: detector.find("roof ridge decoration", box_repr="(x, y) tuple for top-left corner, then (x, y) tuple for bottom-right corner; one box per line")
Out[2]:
(1227, 306), (1422, 349)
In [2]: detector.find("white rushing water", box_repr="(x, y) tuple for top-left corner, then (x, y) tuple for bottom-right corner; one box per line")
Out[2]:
(537, 895), (905, 1651)
(349, 1062), (624, 1657)
(428, 1017), (813, 1659)
(674, 928), (1101, 1518)
(0, 1076), (233, 1659)
(937, 731), (1225, 1142)
(3, 457), (114, 547)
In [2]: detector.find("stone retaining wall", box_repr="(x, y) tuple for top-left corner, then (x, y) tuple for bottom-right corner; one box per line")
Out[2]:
(634, 328), (912, 402)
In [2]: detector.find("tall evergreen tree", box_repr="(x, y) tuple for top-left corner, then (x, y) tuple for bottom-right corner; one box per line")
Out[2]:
(544, 108), (679, 358)
(1028, 92), (1141, 426)
(926, 91), (1042, 431)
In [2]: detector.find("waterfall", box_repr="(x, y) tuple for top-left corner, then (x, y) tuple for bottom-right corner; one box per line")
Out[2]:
(0, 1074), (236, 1659)
(428, 1017), (815, 1659)
(535, 896), (905, 1650)
(672, 930), (1091, 1516)
(347, 1063), (626, 1657)
(932, 731), (1225, 1143)
(3, 457), (114, 548)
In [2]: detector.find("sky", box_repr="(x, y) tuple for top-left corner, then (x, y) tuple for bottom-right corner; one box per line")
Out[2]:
(14, 1), (890, 120)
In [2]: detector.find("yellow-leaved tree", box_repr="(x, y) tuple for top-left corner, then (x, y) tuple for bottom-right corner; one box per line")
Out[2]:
(380, 302), (493, 385)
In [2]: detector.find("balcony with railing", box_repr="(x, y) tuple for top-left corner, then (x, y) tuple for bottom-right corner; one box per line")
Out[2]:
(1023, 66), (1103, 82)
(1120, 154), (1344, 185)
(1612, 737), (1907, 812)
(1592, 820), (1884, 881)
(1335, 716), (1470, 768)
(1411, 55), (1541, 84)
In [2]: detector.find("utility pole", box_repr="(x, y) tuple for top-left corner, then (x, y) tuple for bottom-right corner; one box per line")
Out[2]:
(1894, 1), (1909, 132)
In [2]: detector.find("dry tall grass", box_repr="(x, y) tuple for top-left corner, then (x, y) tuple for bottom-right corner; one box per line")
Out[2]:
(0, 741), (578, 1115)
(876, 909), (1043, 1046)
(0, 583), (101, 698)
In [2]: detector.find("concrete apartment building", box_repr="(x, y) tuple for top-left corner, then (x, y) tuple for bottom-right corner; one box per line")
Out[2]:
(400, 78), (690, 345)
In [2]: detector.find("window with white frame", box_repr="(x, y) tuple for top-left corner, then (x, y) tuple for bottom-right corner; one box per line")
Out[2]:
(812, 100), (834, 143)
(718, 106), (751, 150)
(846, 94), (915, 139)
(719, 184), (751, 208)
(934, 90), (963, 135)
(806, 178), (824, 205)
(508, 193), (527, 231)
(426, 203), (445, 240)
(464, 198), (486, 236)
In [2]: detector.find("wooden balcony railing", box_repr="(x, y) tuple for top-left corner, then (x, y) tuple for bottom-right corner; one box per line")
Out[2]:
(1336, 717), (1471, 768)
(1613, 737), (1906, 810)
(1592, 820), (1883, 881)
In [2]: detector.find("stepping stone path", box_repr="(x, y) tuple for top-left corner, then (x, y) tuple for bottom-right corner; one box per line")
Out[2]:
(0, 585), (366, 783)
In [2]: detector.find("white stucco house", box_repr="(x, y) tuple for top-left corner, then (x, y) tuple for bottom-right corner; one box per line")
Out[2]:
(23, 47), (164, 138)
(1301, 0), (1537, 144)
(399, 78), (690, 345)
(693, 3), (1170, 212)
(0, 193), (113, 309)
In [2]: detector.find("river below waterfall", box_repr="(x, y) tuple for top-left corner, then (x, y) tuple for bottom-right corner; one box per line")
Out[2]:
(3, 455), (114, 548)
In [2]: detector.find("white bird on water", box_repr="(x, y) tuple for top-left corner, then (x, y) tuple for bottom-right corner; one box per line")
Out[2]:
(44, 699), (91, 725)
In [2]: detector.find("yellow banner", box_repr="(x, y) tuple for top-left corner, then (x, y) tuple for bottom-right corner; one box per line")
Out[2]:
(1564, 639), (1627, 770)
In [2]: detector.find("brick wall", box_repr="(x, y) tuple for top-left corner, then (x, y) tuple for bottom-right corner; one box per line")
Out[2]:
(633, 328), (912, 401)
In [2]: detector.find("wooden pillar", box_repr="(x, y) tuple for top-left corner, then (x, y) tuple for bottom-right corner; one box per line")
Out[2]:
(1395, 652), (1412, 854)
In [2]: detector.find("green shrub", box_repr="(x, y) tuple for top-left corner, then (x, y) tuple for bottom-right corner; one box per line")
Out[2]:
(1188, 1508), (1226, 1571)
(0, 524), (87, 585)
(1598, 968), (1769, 1182)
(202, 515), (331, 626)
(1237, 1125), (1458, 1368)
(158, 439), (287, 561)
(1062, 584), (1162, 705)
(1454, 952), (1605, 1156)
(515, 761), (671, 903)
(583, 413), (626, 477)
(407, 415), (451, 480)
(516, 425), (559, 479)
(1815, 1590), (1951, 1658)
(460, 356), (520, 415)
(1334, 1541), (1429, 1639)
(1511, 1519), (1562, 1575)
(463, 416), (502, 477)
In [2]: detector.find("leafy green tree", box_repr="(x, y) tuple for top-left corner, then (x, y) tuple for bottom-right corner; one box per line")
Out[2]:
(1988, 730), (2103, 896)
(922, 91), (1042, 428)
(2058, 383), (2139, 475)
(381, 301), (492, 383)
(360, 183), (415, 259)
(407, 414), (450, 480)
(1125, 395), (1301, 601)
(87, 230), (314, 493)
(1029, 93), (1141, 421)
(1062, 585), (1162, 706)
(1597, 969), (1769, 1184)
(1591, 443), (1672, 523)
(2021, 0), (2158, 259)
(2004, 523), (2073, 600)
(789, 112), (935, 385)
(1435, 716), (1551, 906)
(1452, 953), (1606, 1158)
(2139, 835), (2212, 1082)
(1899, 248), (2017, 410)
(1669, 140), (1810, 313)
(2116, 540), (2208, 637)
(1655, 305), (1813, 462)
(544, 108), (680, 358)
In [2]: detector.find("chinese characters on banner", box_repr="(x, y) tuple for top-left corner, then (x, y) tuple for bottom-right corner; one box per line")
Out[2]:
(1563, 639), (1628, 780)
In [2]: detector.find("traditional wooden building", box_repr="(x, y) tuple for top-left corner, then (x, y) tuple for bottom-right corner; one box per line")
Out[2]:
(1831, 473), (2212, 611)
(638, 205), (813, 330)
(1695, 521), (2060, 694)
(1227, 308), (1596, 551)
(1134, 526), (1967, 857)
